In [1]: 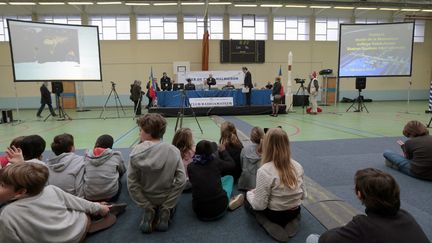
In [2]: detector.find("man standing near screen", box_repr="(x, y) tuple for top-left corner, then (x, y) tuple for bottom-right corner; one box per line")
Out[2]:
(242, 67), (253, 106)
(160, 72), (172, 91)
(36, 82), (57, 118)
(206, 73), (216, 90)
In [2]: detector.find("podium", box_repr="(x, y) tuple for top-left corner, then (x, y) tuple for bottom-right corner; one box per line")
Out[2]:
(321, 76), (337, 105)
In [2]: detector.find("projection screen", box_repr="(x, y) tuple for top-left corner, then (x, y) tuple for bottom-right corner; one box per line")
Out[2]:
(338, 22), (414, 78)
(7, 19), (102, 82)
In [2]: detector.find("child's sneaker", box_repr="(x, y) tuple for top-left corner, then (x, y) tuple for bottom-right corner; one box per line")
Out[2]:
(228, 194), (244, 211)
(109, 203), (127, 216)
(139, 208), (155, 234)
(155, 208), (170, 232)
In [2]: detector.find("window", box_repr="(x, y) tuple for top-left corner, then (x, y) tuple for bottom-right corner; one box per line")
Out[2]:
(137, 16), (177, 40)
(0, 16), (32, 41)
(274, 16), (309, 41)
(315, 17), (350, 41)
(39, 16), (81, 25)
(413, 20), (425, 43)
(355, 18), (389, 24)
(88, 16), (130, 40)
(229, 16), (267, 40)
(183, 16), (223, 40)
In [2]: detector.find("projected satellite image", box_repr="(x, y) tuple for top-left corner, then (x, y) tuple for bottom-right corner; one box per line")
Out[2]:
(12, 25), (80, 64)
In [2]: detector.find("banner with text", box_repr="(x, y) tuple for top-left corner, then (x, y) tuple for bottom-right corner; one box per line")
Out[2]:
(178, 71), (244, 85)
(189, 97), (234, 108)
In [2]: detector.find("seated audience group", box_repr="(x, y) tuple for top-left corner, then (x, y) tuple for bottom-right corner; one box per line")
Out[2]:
(0, 117), (430, 243)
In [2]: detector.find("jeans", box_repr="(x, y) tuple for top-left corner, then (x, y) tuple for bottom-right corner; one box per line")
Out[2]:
(383, 149), (414, 177)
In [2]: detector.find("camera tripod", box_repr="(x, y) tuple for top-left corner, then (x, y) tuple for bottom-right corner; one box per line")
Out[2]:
(288, 81), (307, 114)
(346, 89), (369, 113)
(174, 89), (203, 134)
(100, 82), (126, 119)
(44, 93), (71, 121)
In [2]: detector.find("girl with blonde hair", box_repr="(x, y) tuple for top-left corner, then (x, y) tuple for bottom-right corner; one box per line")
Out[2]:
(246, 128), (306, 242)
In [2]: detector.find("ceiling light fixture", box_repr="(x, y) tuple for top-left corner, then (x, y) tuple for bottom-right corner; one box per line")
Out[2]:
(38, 2), (65, 5)
(400, 8), (420, 11)
(379, 8), (399, 11)
(421, 9), (432, 12)
(234, 4), (257, 7)
(334, 6), (355, 10)
(310, 5), (331, 9)
(67, 2), (94, 5)
(260, 4), (283, 8)
(96, 1), (123, 5)
(285, 5), (307, 8)
(356, 7), (377, 10)
(125, 2), (150, 5)
(180, 2), (205, 5)
(9, 2), (36, 5)
(208, 2), (231, 5)
(153, 2), (177, 6)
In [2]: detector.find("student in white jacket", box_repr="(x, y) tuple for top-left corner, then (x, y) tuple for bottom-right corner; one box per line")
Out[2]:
(246, 128), (307, 242)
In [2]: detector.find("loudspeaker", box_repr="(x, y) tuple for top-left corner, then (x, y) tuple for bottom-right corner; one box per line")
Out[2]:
(51, 81), (64, 94)
(293, 95), (309, 106)
(355, 77), (366, 90)
(319, 69), (333, 75)
(1, 110), (13, 123)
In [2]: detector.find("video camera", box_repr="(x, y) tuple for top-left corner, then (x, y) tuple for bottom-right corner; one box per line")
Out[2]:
(294, 78), (305, 84)
(111, 81), (116, 86)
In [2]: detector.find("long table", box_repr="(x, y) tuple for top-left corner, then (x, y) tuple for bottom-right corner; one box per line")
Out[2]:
(156, 89), (272, 108)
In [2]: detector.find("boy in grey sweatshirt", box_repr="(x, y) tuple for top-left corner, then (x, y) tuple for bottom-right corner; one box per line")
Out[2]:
(128, 113), (186, 234)
(84, 134), (126, 201)
(0, 163), (115, 243)
(46, 133), (85, 197)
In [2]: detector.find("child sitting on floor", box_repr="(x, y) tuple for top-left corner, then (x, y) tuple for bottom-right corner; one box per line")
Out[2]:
(187, 140), (244, 221)
(1, 136), (25, 168)
(19, 135), (48, 166)
(172, 128), (195, 191)
(246, 128), (306, 242)
(47, 133), (85, 197)
(84, 134), (126, 202)
(128, 113), (186, 233)
(306, 168), (429, 243)
(0, 163), (116, 243)
(238, 127), (264, 190)
(219, 121), (244, 181)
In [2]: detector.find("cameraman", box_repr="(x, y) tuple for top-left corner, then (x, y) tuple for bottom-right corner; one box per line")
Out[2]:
(130, 80), (143, 116)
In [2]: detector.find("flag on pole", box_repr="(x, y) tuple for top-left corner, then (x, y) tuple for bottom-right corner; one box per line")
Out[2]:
(149, 67), (156, 99)
(278, 65), (282, 77)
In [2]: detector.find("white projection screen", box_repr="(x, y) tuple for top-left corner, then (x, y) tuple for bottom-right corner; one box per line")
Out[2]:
(7, 19), (102, 82)
(338, 22), (414, 78)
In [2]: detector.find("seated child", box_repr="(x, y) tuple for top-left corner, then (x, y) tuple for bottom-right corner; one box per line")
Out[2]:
(307, 168), (429, 243)
(84, 134), (126, 201)
(383, 120), (432, 180)
(0, 163), (116, 243)
(1, 136), (25, 168)
(188, 140), (244, 221)
(47, 133), (85, 197)
(128, 113), (186, 233)
(238, 127), (264, 190)
(19, 135), (48, 166)
(246, 128), (306, 243)
(172, 128), (195, 190)
(219, 121), (244, 181)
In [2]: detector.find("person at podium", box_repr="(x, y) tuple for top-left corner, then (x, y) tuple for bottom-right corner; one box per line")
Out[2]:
(206, 74), (216, 90)
(185, 79), (196, 90)
(160, 72), (172, 91)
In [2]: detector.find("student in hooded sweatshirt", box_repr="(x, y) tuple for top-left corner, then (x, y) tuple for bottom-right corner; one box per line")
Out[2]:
(128, 113), (186, 234)
(0, 163), (116, 243)
(238, 127), (264, 191)
(84, 134), (126, 202)
(47, 133), (85, 197)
